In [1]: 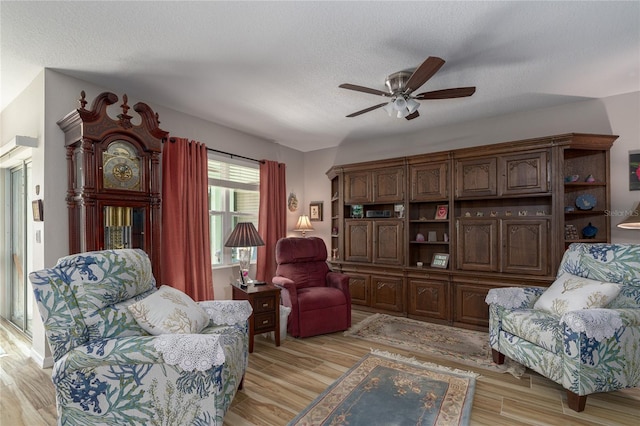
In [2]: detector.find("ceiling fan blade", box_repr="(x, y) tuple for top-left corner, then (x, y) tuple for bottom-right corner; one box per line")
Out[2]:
(339, 84), (392, 97)
(346, 102), (389, 117)
(415, 87), (476, 100)
(405, 111), (420, 120)
(404, 56), (446, 94)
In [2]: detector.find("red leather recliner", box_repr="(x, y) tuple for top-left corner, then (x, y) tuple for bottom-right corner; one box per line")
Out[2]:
(272, 237), (351, 338)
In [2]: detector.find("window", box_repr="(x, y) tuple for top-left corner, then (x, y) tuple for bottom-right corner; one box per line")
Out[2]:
(208, 154), (260, 266)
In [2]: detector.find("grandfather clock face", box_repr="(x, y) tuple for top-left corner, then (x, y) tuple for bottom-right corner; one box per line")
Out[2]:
(102, 140), (142, 191)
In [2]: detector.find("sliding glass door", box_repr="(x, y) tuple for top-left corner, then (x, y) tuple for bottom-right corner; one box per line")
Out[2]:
(7, 161), (33, 335)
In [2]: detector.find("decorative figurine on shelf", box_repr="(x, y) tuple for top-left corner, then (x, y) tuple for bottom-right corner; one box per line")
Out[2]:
(585, 174), (596, 182)
(332, 248), (339, 260)
(582, 222), (598, 239)
(416, 233), (425, 242)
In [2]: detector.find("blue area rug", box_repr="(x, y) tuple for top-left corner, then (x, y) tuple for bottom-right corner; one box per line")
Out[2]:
(288, 350), (478, 426)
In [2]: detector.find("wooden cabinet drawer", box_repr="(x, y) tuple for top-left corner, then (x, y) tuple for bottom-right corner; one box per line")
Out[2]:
(254, 312), (276, 332)
(254, 295), (276, 313)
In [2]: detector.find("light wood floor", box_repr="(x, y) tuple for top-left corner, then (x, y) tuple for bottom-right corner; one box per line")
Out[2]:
(2, 311), (639, 425)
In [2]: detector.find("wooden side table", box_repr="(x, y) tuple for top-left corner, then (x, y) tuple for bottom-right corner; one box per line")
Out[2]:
(231, 283), (281, 353)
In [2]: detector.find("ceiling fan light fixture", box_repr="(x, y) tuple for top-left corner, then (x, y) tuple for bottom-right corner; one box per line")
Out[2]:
(393, 96), (407, 111)
(406, 98), (420, 114)
(383, 101), (395, 116)
(397, 108), (410, 119)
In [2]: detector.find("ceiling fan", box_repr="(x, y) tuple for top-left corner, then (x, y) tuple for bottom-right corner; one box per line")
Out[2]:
(339, 56), (476, 120)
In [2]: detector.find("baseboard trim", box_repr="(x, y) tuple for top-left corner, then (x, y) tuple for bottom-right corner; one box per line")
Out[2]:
(31, 349), (53, 368)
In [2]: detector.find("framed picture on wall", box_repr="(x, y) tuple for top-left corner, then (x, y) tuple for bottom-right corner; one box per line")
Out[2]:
(32, 199), (44, 222)
(630, 150), (640, 191)
(309, 201), (323, 221)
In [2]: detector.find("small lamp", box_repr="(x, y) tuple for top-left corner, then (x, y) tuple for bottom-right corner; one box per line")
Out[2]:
(617, 202), (640, 229)
(224, 222), (265, 285)
(294, 215), (314, 237)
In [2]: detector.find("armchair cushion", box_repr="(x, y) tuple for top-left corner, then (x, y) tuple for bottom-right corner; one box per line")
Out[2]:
(533, 273), (622, 315)
(127, 285), (210, 335)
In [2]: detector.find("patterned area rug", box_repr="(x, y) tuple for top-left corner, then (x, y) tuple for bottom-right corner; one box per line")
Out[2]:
(288, 350), (478, 426)
(345, 313), (525, 378)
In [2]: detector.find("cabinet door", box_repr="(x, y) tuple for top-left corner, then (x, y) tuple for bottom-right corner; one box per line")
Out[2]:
(456, 219), (499, 271)
(373, 220), (403, 265)
(371, 275), (404, 312)
(373, 167), (404, 202)
(502, 219), (549, 275)
(454, 283), (490, 327)
(347, 273), (370, 306)
(408, 278), (449, 321)
(455, 157), (497, 198)
(345, 220), (372, 262)
(410, 162), (449, 201)
(344, 171), (372, 203)
(500, 151), (549, 195)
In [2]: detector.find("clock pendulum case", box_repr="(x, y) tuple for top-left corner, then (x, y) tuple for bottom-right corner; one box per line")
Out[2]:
(57, 91), (169, 279)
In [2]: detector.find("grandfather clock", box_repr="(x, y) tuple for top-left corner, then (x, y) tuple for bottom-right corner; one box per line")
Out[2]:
(58, 91), (168, 278)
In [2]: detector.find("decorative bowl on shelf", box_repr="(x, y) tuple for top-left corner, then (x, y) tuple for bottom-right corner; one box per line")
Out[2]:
(582, 222), (598, 239)
(575, 194), (597, 210)
(565, 175), (580, 183)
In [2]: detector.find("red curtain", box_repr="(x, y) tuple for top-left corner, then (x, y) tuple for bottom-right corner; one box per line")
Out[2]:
(256, 160), (287, 282)
(161, 137), (213, 301)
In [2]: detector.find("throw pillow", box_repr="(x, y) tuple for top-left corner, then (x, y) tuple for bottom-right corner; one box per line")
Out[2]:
(127, 285), (210, 335)
(534, 273), (622, 316)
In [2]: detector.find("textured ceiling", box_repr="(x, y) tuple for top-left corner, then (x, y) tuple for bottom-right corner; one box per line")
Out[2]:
(2, 1), (639, 152)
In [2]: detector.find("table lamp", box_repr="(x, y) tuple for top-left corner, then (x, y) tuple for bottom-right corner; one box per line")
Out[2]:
(294, 215), (314, 237)
(617, 202), (640, 229)
(224, 222), (265, 285)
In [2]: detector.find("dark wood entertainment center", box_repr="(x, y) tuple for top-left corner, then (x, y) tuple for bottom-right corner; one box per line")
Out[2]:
(327, 133), (617, 330)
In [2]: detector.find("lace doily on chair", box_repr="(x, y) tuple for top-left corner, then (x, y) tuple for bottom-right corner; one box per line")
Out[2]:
(560, 309), (623, 342)
(154, 334), (225, 371)
(198, 300), (253, 325)
(485, 287), (530, 310)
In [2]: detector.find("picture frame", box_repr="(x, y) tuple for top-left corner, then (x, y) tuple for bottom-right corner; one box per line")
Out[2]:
(435, 204), (448, 220)
(309, 201), (323, 221)
(430, 253), (449, 269)
(32, 199), (44, 222)
(630, 150), (640, 191)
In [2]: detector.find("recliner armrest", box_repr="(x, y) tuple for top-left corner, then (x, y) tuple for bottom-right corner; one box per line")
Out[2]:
(326, 271), (350, 294)
(272, 276), (298, 307)
(485, 286), (546, 310)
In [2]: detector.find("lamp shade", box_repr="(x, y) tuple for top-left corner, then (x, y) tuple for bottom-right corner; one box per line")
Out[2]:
(294, 215), (314, 236)
(617, 202), (640, 229)
(406, 98), (420, 114)
(224, 222), (265, 247)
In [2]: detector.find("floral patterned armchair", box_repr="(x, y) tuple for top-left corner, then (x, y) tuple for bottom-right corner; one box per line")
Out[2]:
(486, 243), (640, 412)
(29, 249), (251, 425)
